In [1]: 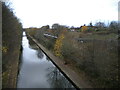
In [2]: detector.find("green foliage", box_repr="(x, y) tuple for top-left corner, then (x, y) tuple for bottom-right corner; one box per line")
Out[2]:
(2, 2), (23, 88)
(26, 28), (37, 37)
(109, 21), (119, 33)
(52, 23), (68, 36)
(27, 27), (56, 50)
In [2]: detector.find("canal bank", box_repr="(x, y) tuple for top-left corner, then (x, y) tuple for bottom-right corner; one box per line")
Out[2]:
(2, 37), (22, 88)
(17, 32), (76, 88)
(2, 35), (23, 88)
(27, 34), (92, 88)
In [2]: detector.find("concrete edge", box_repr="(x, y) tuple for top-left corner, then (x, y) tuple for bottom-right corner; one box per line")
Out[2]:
(27, 34), (92, 89)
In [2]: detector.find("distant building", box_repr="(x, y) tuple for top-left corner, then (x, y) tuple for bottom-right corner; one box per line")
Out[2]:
(70, 29), (75, 32)
(69, 27), (80, 32)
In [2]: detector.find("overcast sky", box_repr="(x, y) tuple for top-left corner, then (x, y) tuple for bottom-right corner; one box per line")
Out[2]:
(9, 0), (119, 28)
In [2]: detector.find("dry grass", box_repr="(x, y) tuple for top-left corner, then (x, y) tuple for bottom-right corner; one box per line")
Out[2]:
(61, 32), (118, 87)
(27, 28), (118, 88)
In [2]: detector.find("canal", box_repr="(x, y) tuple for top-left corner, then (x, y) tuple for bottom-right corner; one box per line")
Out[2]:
(17, 32), (76, 88)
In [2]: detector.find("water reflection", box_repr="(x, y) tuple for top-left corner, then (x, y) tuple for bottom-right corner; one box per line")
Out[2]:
(46, 56), (51, 61)
(47, 66), (74, 88)
(37, 50), (44, 59)
(17, 32), (75, 88)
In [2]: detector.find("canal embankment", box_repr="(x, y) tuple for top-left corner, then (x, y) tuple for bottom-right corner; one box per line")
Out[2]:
(27, 34), (92, 88)
(2, 3), (23, 88)
(17, 33), (76, 88)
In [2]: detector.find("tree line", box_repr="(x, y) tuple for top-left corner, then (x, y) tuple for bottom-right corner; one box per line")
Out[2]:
(2, 2), (23, 88)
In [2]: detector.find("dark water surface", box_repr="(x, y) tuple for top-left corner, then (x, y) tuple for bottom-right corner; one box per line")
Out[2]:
(17, 32), (75, 88)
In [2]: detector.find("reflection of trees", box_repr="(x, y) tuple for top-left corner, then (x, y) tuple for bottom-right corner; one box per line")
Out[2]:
(27, 37), (39, 49)
(28, 37), (36, 46)
(47, 67), (75, 88)
(46, 56), (50, 61)
(37, 50), (44, 59)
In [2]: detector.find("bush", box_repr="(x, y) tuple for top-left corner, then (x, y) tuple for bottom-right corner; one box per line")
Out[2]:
(61, 40), (77, 60)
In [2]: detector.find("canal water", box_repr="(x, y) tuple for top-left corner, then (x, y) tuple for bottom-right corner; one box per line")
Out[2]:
(17, 32), (76, 88)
